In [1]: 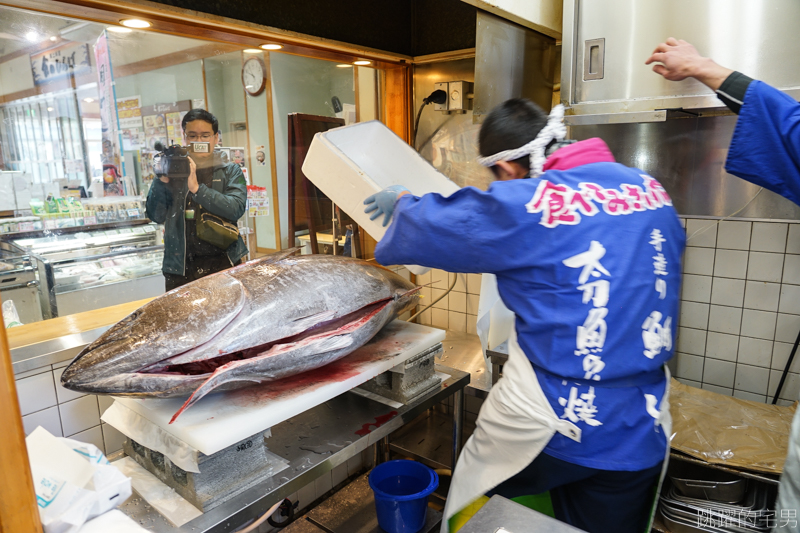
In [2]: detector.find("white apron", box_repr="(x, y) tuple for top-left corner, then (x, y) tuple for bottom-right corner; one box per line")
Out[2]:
(441, 328), (673, 532)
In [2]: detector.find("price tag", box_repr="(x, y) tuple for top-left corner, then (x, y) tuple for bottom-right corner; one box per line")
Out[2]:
(127, 208), (141, 218)
(105, 230), (119, 236)
(84, 215), (97, 226)
(132, 227), (145, 234)
(18, 222), (35, 232)
(44, 219), (57, 230)
(118, 228), (133, 234)
(143, 226), (155, 233)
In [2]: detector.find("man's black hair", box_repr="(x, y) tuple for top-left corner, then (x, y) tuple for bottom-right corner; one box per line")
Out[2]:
(478, 98), (549, 175)
(182, 108), (219, 135)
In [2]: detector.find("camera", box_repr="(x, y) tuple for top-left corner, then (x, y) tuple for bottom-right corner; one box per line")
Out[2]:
(154, 142), (210, 179)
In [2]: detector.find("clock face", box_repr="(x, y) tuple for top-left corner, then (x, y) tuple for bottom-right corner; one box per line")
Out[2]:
(242, 57), (266, 96)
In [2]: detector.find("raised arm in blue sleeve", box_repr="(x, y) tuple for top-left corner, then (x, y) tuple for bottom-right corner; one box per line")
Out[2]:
(725, 80), (800, 205)
(374, 184), (530, 273)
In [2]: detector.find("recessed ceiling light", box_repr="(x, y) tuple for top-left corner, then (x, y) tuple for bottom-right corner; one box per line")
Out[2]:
(83, 98), (94, 103)
(336, 64), (353, 68)
(353, 60), (371, 66)
(243, 49), (262, 54)
(25, 31), (39, 42)
(46, 107), (54, 112)
(107, 26), (133, 34)
(49, 36), (57, 41)
(260, 44), (282, 50)
(120, 19), (150, 29)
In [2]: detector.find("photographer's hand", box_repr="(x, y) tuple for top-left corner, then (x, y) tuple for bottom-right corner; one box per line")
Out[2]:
(187, 156), (199, 194)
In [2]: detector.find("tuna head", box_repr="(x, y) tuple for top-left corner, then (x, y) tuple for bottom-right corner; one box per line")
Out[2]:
(60, 251), (420, 421)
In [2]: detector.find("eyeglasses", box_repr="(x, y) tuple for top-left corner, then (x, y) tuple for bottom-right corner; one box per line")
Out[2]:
(186, 133), (214, 141)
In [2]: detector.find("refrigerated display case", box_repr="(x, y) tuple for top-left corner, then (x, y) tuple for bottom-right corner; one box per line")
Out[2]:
(11, 221), (164, 317)
(0, 241), (43, 324)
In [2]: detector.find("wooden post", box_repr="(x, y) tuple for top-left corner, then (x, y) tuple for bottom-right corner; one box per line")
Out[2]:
(0, 308), (43, 533)
(382, 65), (413, 143)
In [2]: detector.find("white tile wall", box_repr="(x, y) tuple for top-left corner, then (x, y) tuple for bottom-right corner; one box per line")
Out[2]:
(15, 361), (122, 455)
(679, 218), (800, 403)
(415, 268), (481, 333)
(59, 395), (100, 437)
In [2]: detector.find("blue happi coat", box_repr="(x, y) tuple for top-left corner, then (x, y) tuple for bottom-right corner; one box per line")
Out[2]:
(376, 138), (686, 470)
(725, 80), (800, 204)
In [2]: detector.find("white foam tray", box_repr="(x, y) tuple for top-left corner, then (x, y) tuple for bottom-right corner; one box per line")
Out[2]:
(302, 120), (460, 264)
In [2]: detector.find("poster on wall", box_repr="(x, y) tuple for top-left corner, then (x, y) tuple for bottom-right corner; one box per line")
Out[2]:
(229, 147), (246, 168)
(116, 96), (144, 150)
(30, 43), (91, 85)
(247, 185), (269, 217)
(141, 101), (191, 149)
(93, 31), (125, 196)
(255, 145), (266, 166)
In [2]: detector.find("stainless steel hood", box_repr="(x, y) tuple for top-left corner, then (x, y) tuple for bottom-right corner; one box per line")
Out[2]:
(561, 0), (800, 124)
(473, 10), (559, 122)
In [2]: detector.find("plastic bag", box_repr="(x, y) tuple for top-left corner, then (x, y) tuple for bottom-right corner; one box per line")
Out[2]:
(3, 299), (23, 327)
(26, 427), (132, 533)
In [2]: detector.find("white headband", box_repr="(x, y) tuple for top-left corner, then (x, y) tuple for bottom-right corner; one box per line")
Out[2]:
(477, 104), (567, 177)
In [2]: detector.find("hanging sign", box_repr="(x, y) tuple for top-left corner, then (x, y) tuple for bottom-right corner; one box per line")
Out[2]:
(30, 43), (91, 85)
(94, 31), (125, 195)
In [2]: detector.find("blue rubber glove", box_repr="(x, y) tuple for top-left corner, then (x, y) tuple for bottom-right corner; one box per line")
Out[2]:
(363, 185), (409, 227)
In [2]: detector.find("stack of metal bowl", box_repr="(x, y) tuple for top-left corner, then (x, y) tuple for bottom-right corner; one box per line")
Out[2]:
(659, 461), (776, 533)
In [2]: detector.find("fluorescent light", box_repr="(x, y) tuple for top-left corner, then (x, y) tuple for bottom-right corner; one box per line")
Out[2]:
(120, 19), (150, 29)
(243, 49), (262, 54)
(336, 64), (353, 68)
(260, 44), (282, 50)
(25, 31), (39, 42)
(83, 98), (94, 103)
(353, 60), (371, 66)
(107, 26), (133, 34)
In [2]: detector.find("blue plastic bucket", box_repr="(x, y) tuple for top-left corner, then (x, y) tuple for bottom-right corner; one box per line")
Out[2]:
(369, 460), (439, 533)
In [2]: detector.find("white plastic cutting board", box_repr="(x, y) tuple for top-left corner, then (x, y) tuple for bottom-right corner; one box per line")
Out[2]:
(114, 320), (445, 456)
(302, 120), (460, 275)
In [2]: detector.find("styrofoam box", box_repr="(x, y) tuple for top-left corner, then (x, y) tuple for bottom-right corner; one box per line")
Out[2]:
(302, 120), (460, 274)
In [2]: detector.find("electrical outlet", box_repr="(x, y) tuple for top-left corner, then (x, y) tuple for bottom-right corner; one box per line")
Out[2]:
(434, 82), (449, 112)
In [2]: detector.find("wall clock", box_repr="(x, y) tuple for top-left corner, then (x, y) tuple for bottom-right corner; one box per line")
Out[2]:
(242, 56), (267, 97)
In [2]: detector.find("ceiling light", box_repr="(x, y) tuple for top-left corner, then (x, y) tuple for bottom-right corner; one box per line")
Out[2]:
(243, 49), (262, 54)
(353, 60), (371, 66)
(260, 44), (282, 50)
(47, 107), (54, 112)
(49, 36), (57, 41)
(336, 64), (353, 68)
(25, 31), (39, 42)
(120, 19), (151, 29)
(107, 26), (133, 34)
(83, 98), (94, 103)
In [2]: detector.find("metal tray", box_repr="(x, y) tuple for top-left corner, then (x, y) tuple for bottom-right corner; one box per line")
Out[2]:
(660, 506), (759, 533)
(669, 460), (748, 503)
(661, 502), (769, 533)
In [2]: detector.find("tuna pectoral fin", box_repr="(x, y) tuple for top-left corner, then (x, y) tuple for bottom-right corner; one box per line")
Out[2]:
(169, 334), (354, 424)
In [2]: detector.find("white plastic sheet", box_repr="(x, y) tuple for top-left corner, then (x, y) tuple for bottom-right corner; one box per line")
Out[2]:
(77, 510), (148, 533)
(113, 457), (202, 527)
(102, 401), (200, 473)
(26, 427), (132, 533)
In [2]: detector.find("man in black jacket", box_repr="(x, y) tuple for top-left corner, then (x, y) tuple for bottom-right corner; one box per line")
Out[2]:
(146, 109), (248, 291)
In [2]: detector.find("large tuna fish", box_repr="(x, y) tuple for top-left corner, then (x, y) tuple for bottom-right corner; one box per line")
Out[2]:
(61, 249), (419, 422)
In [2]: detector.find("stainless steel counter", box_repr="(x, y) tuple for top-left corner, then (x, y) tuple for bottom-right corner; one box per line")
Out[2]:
(117, 364), (469, 532)
(459, 495), (585, 533)
(439, 330), (491, 397)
